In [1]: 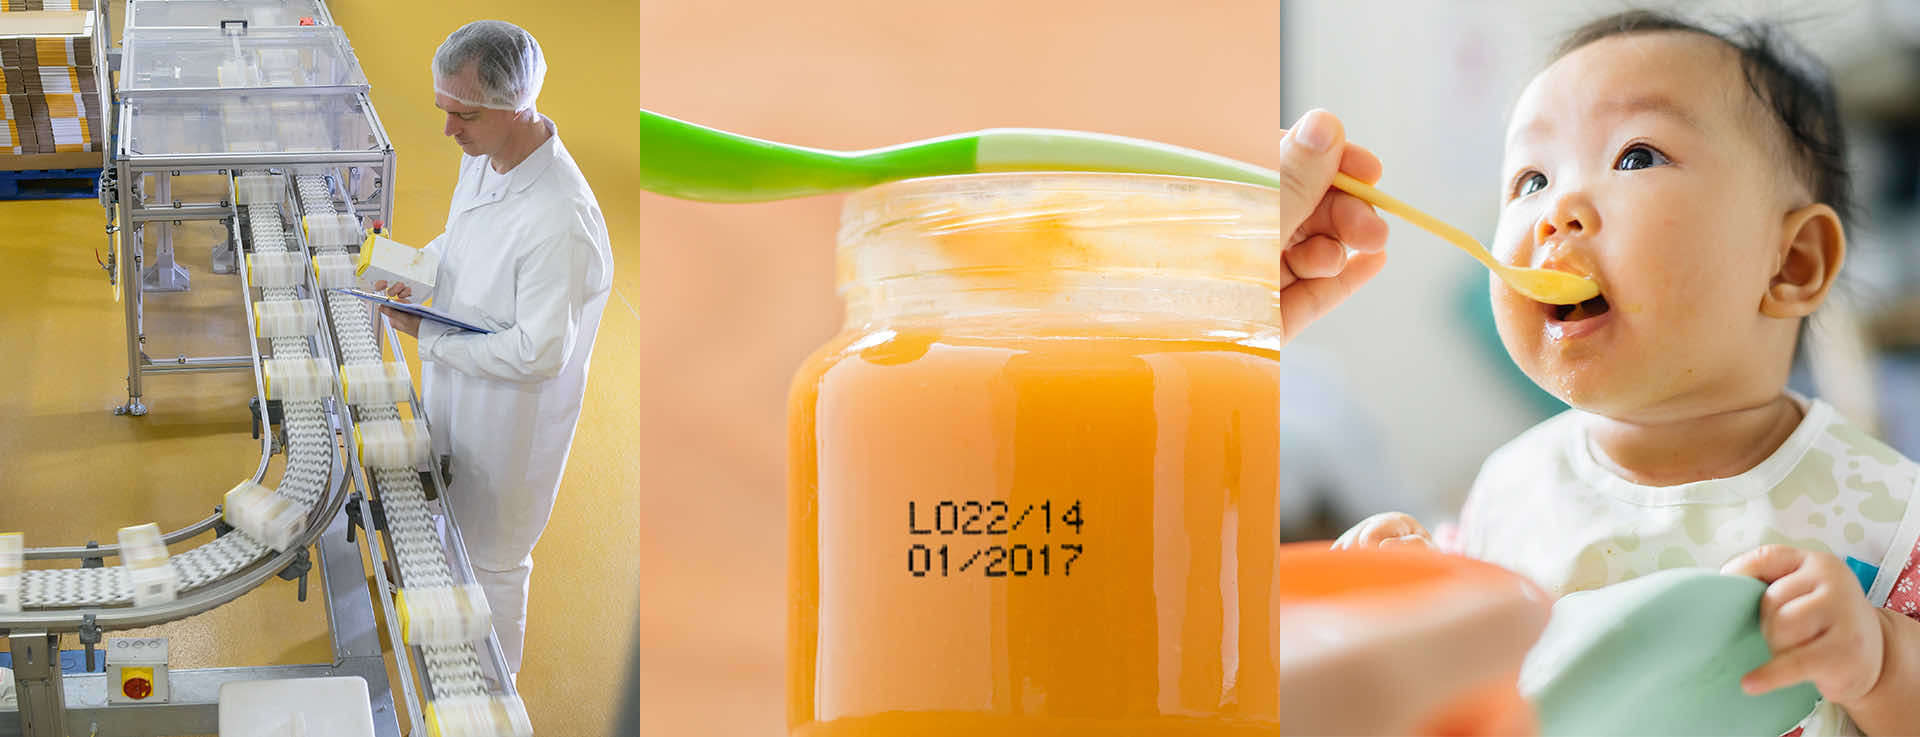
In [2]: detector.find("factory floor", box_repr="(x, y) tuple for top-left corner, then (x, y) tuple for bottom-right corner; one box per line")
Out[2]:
(0, 1), (639, 734)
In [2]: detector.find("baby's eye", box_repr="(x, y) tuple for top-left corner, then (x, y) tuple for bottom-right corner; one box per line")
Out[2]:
(1615, 145), (1671, 171)
(1513, 171), (1547, 198)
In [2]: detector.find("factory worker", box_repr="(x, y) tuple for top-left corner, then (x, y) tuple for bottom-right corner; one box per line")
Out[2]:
(377, 19), (613, 676)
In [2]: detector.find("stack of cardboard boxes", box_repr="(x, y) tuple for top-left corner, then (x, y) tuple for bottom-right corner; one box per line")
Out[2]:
(0, 0), (94, 10)
(0, 2), (102, 170)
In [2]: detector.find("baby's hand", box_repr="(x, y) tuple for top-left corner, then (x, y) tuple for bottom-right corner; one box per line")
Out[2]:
(1722, 545), (1885, 704)
(1332, 512), (1434, 550)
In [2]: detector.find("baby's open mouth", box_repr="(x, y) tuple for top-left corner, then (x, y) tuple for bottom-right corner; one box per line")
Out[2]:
(1552, 294), (1611, 322)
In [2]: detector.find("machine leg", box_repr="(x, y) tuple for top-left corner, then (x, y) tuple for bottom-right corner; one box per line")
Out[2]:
(209, 219), (237, 275)
(7, 631), (69, 737)
(114, 374), (146, 417)
(139, 221), (190, 293)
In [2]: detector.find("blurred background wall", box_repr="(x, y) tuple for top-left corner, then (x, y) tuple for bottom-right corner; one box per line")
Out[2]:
(1282, 0), (1920, 540)
(637, 1), (1277, 734)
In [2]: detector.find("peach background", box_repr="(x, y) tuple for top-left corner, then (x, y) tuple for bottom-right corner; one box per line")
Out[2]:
(639, 2), (1279, 734)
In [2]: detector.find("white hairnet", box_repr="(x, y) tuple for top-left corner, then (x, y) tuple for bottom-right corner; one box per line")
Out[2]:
(432, 20), (546, 112)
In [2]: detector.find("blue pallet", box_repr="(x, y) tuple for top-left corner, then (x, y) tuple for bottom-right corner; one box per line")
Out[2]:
(0, 649), (109, 674)
(0, 167), (100, 200)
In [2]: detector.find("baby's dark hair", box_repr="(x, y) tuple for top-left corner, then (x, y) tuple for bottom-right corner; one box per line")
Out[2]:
(1552, 10), (1853, 225)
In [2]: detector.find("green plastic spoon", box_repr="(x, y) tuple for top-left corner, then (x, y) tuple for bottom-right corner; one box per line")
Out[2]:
(640, 108), (1281, 202)
(639, 108), (1601, 304)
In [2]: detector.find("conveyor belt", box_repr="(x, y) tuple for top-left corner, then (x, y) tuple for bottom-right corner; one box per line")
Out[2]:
(293, 173), (490, 699)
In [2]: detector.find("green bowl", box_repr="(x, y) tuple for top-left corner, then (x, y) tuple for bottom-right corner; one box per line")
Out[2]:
(1520, 567), (1820, 736)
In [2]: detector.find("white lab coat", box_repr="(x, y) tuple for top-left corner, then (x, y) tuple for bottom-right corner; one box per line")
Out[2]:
(414, 119), (612, 671)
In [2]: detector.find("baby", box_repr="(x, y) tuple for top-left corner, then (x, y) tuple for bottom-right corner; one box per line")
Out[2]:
(1335, 10), (1920, 736)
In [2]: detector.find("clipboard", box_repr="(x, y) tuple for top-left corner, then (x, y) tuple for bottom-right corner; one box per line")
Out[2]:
(329, 288), (495, 334)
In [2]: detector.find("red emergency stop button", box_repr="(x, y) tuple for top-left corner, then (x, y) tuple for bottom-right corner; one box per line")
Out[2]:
(120, 666), (154, 699)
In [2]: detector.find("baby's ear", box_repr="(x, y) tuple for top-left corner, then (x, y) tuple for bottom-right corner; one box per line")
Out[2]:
(1761, 203), (1845, 318)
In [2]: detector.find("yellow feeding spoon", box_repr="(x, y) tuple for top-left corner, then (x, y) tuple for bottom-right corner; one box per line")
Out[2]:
(1331, 172), (1600, 305)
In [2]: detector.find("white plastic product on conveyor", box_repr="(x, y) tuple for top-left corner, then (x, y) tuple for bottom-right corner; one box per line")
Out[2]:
(0, 532), (21, 613)
(356, 419), (429, 469)
(396, 584), (491, 646)
(223, 481), (307, 553)
(341, 361), (412, 406)
(254, 299), (318, 338)
(248, 251), (306, 289)
(427, 694), (534, 737)
(303, 213), (362, 249)
(313, 252), (357, 290)
(263, 357), (332, 402)
(235, 173), (284, 206)
(118, 523), (178, 608)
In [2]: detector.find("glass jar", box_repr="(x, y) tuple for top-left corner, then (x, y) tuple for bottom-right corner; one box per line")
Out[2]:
(788, 173), (1280, 736)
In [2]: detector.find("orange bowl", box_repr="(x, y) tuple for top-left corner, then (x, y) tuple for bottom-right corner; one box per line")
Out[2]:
(1278, 541), (1539, 604)
(1279, 542), (1546, 737)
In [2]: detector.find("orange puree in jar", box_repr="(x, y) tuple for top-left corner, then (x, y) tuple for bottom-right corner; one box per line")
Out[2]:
(789, 174), (1279, 736)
